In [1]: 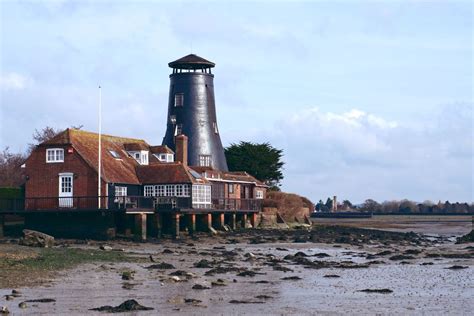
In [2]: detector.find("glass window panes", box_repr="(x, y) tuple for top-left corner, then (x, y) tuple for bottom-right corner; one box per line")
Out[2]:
(115, 186), (127, 197)
(174, 93), (184, 107)
(199, 155), (211, 167)
(109, 150), (120, 159)
(46, 148), (64, 163)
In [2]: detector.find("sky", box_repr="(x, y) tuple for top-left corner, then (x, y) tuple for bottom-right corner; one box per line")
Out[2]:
(0, 0), (472, 203)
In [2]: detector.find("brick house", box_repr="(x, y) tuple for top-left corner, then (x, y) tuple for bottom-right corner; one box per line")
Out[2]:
(23, 128), (265, 212)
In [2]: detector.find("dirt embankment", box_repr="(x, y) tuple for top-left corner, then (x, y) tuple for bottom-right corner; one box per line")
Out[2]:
(264, 191), (313, 222)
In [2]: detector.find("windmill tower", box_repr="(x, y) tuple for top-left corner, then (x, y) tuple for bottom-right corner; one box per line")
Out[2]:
(162, 54), (229, 171)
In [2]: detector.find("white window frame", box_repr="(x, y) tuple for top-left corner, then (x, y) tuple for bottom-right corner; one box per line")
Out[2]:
(144, 185), (154, 197)
(256, 190), (264, 199)
(192, 184), (211, 208)
(115, 186), (127, 197)
(228, 183), (234, 194)
(174, 93), (184, 107)
(141, 151), (149, 165)
(199, 155), (211, 167)
(46, 148), (64, 163)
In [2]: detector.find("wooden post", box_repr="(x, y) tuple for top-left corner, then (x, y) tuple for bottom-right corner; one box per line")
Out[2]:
(242, 213), (248, 228)
(0, 215), (4, 238)
(173, 213), (180, 238)
(230, 213), (237, 230)
(207, 213), (212, 230)
(134, 213), (147, 241)
(188, 214), (196, 235)
(250, 212), (258, 228)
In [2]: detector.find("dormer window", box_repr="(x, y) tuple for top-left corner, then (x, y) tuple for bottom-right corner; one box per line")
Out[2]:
(174, 93), (184, 107)
(129, 151), (149, 165)
(155, 153), (174, 163)
(46, 148), (64, 163)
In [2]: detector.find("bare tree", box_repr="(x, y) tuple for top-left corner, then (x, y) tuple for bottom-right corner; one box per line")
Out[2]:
(27, 126), (61, 153)
(0, 147), (26, 187)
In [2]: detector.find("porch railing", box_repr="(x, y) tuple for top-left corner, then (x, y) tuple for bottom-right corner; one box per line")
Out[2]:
(0, 196), (263, 212)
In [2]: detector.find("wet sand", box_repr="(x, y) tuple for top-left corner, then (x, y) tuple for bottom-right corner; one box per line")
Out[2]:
(1, 219), (473, 315)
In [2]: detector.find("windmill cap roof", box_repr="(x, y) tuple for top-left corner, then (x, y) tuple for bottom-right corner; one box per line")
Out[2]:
(168, 54), (215, 69)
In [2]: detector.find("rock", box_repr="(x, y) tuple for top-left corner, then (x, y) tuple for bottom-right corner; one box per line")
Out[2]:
(209, 227), (218, 236)
(170, 276), (182, 282)
(162, 249), (174, 254)
(100, 245), (113, 251)
(18, 302), (27, 309)
(194, 259), (213, 268)
(90, 299), (154, 312)
(184, 298), (202, 305)
(255, 295), (273, 300)
(168, 296), (185, 304)
(313, 252), (331, 258)
(294, 251), (309, 257)
(276, 247), (289, 251)
(4, 295), (13, 301)
(169, 270), (196, 279)
(11, 290), (21, 296)
(121, 271), (135, 280)
(244, 252), (256, 258)
(24, 298), (56, 303)
(273, 265), (293, 272)
(445, 265), (468, 270)
(192, 283), (211, 290)
(146, 262), (175, 269)
(229, 299), (264, 304)
(358, 289), (393, 294)
(19, 229), (54, 248)
(281, 276), (302, 281)
(211, 279), (227, 287)
(0, 306), (9, 314)
(122, 283), (136, 290)
(237, 270), (264, 277)
(323, 274), (341, 278)
(389, 255), (415, 261)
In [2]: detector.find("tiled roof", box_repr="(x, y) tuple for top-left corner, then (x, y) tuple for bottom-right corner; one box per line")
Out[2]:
(136, 163), (208, 185)
(124, 142), (149, 151)
(168, 54), (215, 69)
(150, 145), (174, 155)
(43, 129), (147, 184)
(221, 171), (266, 186)
(189, 166), (266, 187)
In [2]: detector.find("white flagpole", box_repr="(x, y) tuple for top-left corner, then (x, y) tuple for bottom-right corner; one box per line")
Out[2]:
(98, 85), (102, 209)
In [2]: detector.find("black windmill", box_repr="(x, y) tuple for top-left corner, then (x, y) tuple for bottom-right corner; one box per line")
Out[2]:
(162, 54), (229, 171)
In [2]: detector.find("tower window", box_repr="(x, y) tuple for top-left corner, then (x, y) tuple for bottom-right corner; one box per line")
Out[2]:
(174, 93), (184, 107)
(199, 155), (211, 167)
(174, 124), (183, 136)
(170, 115), (176, 124)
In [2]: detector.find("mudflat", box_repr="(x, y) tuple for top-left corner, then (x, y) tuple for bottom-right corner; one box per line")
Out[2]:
(0, 223), (473, 315)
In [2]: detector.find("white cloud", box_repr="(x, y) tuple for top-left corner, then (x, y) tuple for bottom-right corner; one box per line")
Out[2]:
(262, 105), (472, 203)
(0, 72), (33, 90)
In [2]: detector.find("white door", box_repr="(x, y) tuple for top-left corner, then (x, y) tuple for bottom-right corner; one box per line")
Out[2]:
(59, 173), (73, 208)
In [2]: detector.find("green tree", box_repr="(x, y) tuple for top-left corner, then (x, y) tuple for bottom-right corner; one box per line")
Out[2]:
(225, 141), (284, 188)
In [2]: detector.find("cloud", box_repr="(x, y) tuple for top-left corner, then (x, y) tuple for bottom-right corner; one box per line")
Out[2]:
(260, 104), (473, 203)
(0, 72), (33, 90)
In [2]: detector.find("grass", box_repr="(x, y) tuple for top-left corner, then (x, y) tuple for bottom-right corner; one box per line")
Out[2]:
(0, 247), (142, 288)
(10, 248), (135, 269)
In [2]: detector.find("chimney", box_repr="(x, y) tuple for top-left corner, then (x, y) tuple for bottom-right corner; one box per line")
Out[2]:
(175, 134), (188, 166)
(333, 195), (337, 212)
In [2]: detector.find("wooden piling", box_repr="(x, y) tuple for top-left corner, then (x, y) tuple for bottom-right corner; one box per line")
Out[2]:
(134, 213), (147, 241)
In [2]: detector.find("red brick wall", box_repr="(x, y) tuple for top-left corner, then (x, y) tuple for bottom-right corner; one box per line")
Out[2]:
(24, 145), (106, 209)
